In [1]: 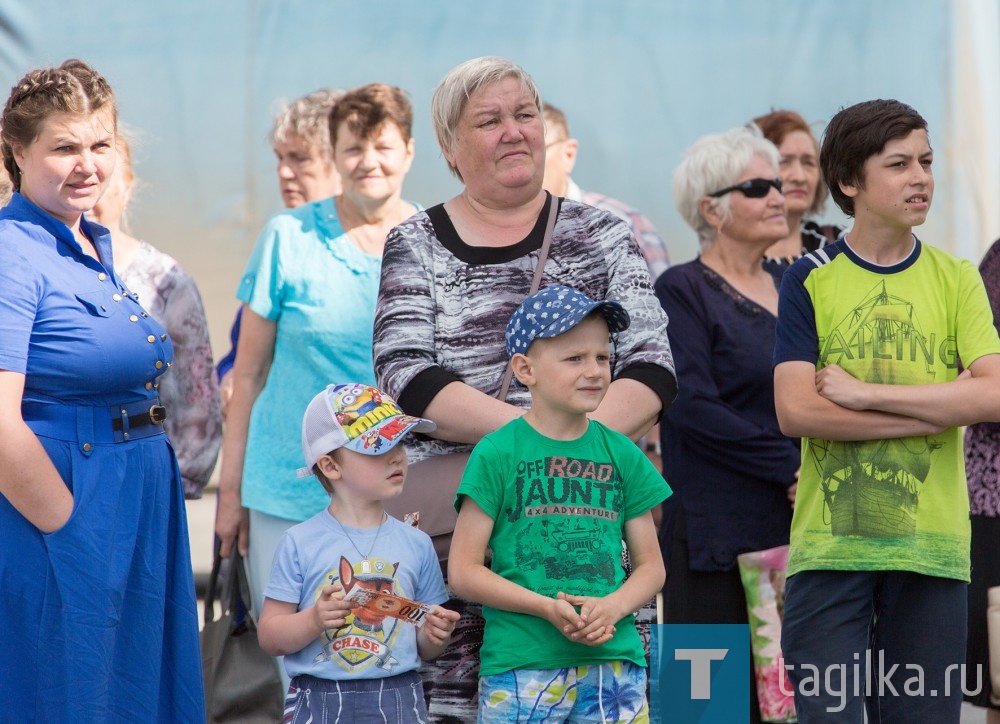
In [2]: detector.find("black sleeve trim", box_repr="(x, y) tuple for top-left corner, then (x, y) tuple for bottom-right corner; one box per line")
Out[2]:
(617, 362), (678, 418)
(396, 366), (463, 417)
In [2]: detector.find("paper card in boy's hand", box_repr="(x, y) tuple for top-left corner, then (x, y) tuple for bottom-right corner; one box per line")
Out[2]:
(343, 587), (434, 629)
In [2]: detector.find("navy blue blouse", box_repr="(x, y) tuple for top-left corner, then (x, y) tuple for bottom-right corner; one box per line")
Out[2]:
(656, 259), (799, 572)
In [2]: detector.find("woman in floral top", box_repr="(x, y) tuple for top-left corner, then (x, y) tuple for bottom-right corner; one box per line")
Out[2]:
(92, 131), (222, 498)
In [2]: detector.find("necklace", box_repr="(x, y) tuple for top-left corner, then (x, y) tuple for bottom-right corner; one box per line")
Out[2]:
(332, 511), (387, 563)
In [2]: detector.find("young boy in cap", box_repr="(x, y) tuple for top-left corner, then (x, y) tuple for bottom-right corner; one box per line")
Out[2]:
(258, 383), (460, 723)
(773, 99), (1000, 721)
(449, 284), (671, 721)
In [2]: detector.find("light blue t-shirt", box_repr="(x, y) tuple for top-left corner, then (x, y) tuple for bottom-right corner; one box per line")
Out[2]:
(238, 198), (418, 520)
(265, 511), (448, 679)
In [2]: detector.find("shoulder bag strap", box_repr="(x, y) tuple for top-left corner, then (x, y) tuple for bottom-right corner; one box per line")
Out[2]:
(203, 537), (224, 626)
(496, 195), (558, 402)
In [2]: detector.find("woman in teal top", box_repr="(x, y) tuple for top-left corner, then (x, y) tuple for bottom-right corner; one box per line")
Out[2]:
(216, 83), (421, 656)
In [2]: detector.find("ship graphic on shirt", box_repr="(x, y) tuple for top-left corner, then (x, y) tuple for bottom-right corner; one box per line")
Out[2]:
(813, 281), (946, 538)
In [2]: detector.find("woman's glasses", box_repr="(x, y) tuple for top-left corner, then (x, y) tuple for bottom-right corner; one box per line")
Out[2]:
(708, 177), (783, 199)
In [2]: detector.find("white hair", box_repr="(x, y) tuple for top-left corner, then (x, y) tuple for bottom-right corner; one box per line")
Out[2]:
(673, 125), (781, 248)
(271, 88), (345, 162)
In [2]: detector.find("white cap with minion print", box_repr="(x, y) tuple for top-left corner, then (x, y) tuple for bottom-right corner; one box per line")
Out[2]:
(297, 383), (436, 477)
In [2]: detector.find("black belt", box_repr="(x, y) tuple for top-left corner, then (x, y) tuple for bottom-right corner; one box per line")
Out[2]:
(111, 403), (167, 440)
(111, 404), (168, 432)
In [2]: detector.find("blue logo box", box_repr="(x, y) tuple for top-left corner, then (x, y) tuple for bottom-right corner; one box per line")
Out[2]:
(650, 624), (750, 724)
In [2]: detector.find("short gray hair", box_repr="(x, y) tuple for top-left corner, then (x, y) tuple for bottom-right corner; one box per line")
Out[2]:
(271, 88), (345, 163)
(673, 125), (780, 248)
(431, 56), (541, 180)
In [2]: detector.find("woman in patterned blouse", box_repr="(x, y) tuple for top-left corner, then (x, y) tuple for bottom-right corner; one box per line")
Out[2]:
(963, 238), (1000, 721)
(373, 55), (676, 722)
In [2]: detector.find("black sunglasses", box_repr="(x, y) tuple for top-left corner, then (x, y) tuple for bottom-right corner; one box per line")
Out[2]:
(707, 177), (783, 199)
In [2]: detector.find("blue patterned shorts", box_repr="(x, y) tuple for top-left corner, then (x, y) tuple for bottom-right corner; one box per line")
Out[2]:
(478, 660), (649, 723)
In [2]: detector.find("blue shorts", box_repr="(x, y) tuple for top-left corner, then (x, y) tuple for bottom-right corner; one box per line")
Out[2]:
(478, 660), (648, 723)
(284, 671), (428, 723)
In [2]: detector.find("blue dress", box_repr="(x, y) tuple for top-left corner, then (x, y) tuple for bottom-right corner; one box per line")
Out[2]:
(0, 193), (204, 721)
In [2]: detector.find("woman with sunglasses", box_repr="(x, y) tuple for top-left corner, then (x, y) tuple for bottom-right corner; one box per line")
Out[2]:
(653, 126), (800, 724)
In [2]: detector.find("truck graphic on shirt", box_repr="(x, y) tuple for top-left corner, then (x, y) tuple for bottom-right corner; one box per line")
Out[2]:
(552, 522), (601, 559)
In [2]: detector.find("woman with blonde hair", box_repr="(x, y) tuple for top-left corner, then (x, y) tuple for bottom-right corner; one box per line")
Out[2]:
(0, 59), (203, 719)
(374, 55), (675, 721)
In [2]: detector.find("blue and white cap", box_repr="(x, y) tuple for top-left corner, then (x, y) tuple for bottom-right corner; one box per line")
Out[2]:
(505, 284), (631, 358)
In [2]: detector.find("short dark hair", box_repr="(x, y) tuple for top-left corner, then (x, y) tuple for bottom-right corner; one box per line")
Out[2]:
(820, 99), (927, 217)
(329, 83), (412, 148)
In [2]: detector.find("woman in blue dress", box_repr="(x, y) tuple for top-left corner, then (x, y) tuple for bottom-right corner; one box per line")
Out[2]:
(0, 59), (204, 721)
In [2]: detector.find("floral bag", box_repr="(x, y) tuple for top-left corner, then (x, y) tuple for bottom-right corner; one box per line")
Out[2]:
(737, 544), (797, 723)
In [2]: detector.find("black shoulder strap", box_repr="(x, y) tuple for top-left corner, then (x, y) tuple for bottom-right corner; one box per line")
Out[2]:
(496, 195), (558, 402)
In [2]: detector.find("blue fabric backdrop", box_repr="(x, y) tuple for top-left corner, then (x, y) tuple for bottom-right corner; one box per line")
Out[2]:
(0, 0), (992, 355)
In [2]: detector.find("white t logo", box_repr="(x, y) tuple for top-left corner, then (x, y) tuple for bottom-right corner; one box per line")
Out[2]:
(674, 648), (729, 699)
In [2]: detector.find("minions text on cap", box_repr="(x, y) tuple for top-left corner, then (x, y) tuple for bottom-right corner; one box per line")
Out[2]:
(297, 383), (435, 477)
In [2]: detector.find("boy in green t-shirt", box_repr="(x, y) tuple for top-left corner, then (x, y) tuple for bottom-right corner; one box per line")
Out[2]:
(450, 284), (671, 722)
(773, 99), (1000, 722)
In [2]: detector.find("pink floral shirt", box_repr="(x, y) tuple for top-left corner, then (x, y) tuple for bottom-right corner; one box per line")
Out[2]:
(566, 179), (670, 281)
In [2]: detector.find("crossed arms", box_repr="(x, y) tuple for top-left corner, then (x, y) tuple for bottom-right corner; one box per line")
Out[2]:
(774, 354), (1000, 442)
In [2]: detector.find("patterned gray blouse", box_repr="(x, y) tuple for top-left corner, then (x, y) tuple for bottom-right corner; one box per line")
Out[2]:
(374, 194), (676, 462)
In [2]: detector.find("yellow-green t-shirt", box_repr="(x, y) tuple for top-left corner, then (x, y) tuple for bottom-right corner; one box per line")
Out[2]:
(773, 239), (1000, 581)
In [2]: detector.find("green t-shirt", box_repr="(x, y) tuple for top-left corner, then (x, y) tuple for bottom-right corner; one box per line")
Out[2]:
(456, 417), (671, 676)
(774, 239), (1000, 581)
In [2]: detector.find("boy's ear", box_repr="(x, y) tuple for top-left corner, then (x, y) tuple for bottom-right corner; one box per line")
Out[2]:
(316, 453), (343, 481)
(510, 353), (534, 387)
(839, 178), (860, 199)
